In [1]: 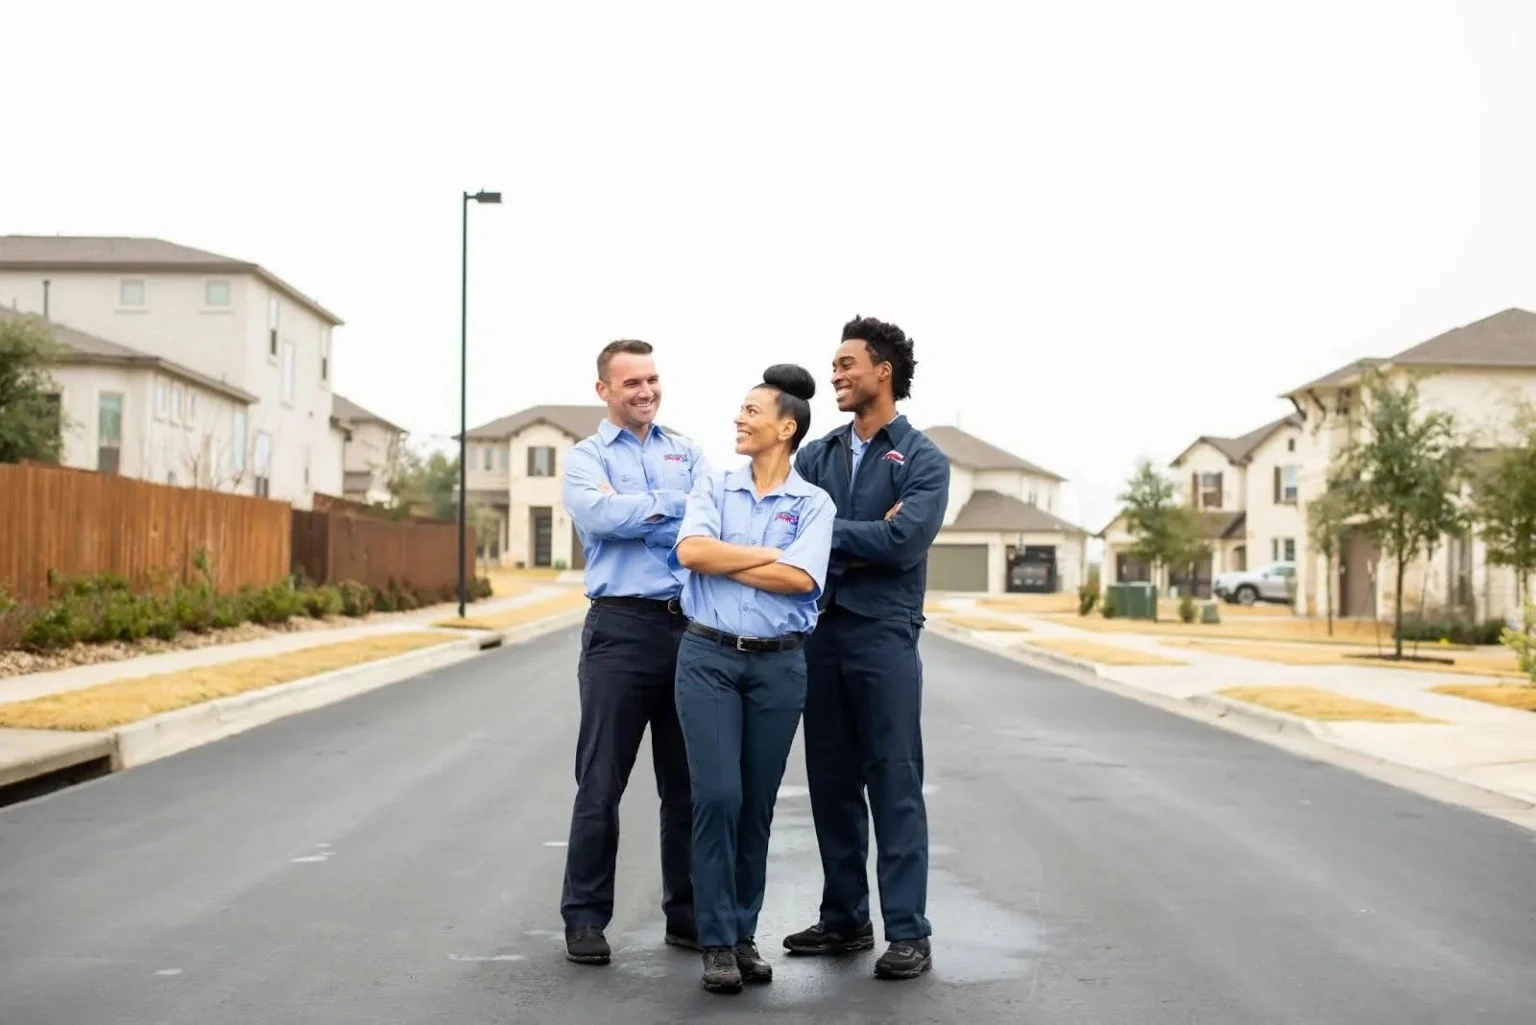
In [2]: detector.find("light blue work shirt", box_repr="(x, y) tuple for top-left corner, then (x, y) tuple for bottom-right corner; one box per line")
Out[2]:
(848, 429), (869, 483)
(668, 463), (835, 638)
(562, 419), (708, 600)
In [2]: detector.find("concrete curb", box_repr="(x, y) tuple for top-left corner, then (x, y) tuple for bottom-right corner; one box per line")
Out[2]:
(1183, 692), (1331, 740)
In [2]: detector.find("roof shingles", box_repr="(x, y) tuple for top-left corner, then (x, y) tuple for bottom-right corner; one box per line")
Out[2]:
(923, 425), (1065, 481)
(949, 489), (1087, 535)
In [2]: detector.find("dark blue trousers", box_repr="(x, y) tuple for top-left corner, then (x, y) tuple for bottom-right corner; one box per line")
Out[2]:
(674, 631), (807, 950)
(802, 605), (930, 940)
(560, 600), (693, 930)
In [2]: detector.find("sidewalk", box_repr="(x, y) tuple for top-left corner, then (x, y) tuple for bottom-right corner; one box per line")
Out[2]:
(0, 582), (590, 793)
(926, 595), (1536, 811)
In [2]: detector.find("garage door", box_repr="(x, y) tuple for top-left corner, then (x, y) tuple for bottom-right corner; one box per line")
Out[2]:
(926, 544), (989, 593)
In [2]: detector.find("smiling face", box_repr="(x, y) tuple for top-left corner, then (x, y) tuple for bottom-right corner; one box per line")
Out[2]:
(734, 386), (796, 456)
(596, 351), (660, 429)
(831, 338), (889, 413)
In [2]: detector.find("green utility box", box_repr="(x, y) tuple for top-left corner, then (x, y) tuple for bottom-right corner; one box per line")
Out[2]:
(1106, 582), (1157, 620)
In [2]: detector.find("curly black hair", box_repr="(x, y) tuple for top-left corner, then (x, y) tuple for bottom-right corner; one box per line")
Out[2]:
(841, 315), (917, 401)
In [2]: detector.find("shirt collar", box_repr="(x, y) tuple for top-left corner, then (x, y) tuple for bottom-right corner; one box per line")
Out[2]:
(599, 419), (667, 446)
(835, 413), (911, 446)
(724, 462), (817, 498)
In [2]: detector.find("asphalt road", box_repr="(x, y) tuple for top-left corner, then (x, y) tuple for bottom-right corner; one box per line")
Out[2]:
(3, 626), (1536, 1025)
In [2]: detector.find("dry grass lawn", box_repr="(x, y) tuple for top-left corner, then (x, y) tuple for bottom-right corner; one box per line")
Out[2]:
(975, 594), (1079, 614)
(1218, 685), (1443, 723)
(1429, 683), (1536, 713)
(1047, 613), (1457, 649)
(1159, 637), (1523, 679)
(945, 615), (1032, 632)
(435, 590), (591, 631)
(1024, 638), (1188, 666)
(0, 631), (454, 732)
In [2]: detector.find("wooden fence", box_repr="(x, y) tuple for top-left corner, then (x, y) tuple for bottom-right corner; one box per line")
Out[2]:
(291, 495), (475, 599)
(0, 462), (291, 604)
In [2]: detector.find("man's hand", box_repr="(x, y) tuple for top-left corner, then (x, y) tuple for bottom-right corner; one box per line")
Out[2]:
(885, 501), (902, 521)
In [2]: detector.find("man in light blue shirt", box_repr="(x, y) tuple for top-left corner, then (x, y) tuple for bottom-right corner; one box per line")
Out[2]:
(558, 339), (709, 967)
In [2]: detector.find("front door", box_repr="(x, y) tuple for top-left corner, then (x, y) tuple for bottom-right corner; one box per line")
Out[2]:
(531, 507), (553, 568)
(1339, 528), (1377, 618)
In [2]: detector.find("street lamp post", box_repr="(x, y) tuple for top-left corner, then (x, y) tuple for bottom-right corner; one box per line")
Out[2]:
(459, 188), (502, 618)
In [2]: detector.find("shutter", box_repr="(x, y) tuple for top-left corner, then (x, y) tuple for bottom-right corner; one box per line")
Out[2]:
(1273, 466), (1281, 503)
(1191, 472), (1199, 507)
(1214, 472), (1223, 508)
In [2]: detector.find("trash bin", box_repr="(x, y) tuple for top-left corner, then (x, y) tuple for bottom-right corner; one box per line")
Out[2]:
(1107, 582), (1156, 620)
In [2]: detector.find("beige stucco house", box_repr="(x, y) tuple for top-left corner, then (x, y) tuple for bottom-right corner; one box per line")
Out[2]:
(332, 394), (407, 506)
(1281, 307), (1536, 622)
(3, 306), (258, 488)
(0, 235), (344, 508)
(1099, 413), (1305, 597)
(460, 405), (608, 568)
(922, 425), (1089, 594)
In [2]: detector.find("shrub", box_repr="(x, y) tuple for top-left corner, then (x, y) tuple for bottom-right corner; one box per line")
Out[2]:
(1101, 591), (1118, 619)
(1500, 603), (1536, 686)
(302, 585), (344, 619)
(1077, 584), (1098, 616)
(1395, 614), (1507, 647)
(1178, 593), (1197, 624)
(337, 580), (376, 618)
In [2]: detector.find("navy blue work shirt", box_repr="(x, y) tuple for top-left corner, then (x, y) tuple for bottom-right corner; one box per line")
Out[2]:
(792, 414), (950, 623)
(562, 419), (709, 600)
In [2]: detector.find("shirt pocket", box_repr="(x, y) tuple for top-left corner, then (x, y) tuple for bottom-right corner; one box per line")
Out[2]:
(763, 515), (799, 551)
(659, 456), (692, 491)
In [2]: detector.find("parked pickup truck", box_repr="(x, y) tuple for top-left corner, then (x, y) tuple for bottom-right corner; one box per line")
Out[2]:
(1212, 561), (1296, 605)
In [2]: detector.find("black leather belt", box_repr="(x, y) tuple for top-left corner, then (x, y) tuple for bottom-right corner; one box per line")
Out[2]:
(592, 596), (682, 616)
(685, 621), (804, 652)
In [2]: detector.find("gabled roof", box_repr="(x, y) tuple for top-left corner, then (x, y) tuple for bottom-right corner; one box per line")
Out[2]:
(332, 393), (407, 435)
(923, 425), (1065, 481)
(948, 489), (1087, 535)
(461, 404), (610, 442)
(1095, 508), (1246, 541)
(0, 235), (343, 326)
(0, 306), (256, 404)
(1281, 307), (1536, 399)
(1171, 412), (1302, 468)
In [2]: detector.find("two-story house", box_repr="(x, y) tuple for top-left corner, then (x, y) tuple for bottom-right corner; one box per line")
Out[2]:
(1097, 412), (1304, 598)
(3, 306), (258, 487)
(460, 404), (608, 569)
(922, 425), (1090, 594)
(1281, 306), (1536, 622)
(331, 394), (407, 506)
(0, 235), (344, 508)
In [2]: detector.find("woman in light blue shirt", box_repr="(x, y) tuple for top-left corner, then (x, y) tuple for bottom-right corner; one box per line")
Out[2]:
(669, 363), (835, 994)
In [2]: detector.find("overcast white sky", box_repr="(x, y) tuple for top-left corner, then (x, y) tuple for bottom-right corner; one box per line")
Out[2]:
(5, 0), (1534, 538)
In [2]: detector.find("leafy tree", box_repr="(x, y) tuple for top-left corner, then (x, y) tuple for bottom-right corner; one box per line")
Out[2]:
(0, 314), (69, 464)
(1305, 478), (1353, 637)
(1117, 458), (1209, 619)
(387, 444), (460, 521)
(1472, 401), (1536, 616)
(1333, 368), (1470, 659)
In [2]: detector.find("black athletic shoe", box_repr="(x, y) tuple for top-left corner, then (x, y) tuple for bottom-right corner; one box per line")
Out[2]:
(782, 919), (876, 955)
(874, 938), (932, 979)
(664, 920), (701, 951)
(701, 948), (743, 993)
(734, 939), (772, 983)
(564, 925), (610, 965)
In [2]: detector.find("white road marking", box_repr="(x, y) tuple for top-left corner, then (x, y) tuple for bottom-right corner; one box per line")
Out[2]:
(290, 855), (329, 863)
(448, 954), (525, 962)
(542, 841), (568, 847)
(156, 969), (183, 976)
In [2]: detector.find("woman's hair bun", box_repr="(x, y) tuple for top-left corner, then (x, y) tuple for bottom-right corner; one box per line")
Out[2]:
(762, 363), (816, 403)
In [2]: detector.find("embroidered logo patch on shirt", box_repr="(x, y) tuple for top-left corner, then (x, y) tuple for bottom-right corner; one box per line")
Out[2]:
(775, 511), (799, 525)
(883, 450), (906, 464)
(663, 453), (688, 462)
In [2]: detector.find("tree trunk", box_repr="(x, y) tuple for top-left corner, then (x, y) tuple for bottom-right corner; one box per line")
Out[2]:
(1394, 557), (1407, 660)
(1326, 550), (1334, 637)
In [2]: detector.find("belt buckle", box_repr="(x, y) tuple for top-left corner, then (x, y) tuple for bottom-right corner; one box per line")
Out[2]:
(665, 598), (680, 615)
(735, 635), (753, 652)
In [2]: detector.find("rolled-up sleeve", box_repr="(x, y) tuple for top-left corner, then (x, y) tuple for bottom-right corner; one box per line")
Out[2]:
(776, 489), (835, 602)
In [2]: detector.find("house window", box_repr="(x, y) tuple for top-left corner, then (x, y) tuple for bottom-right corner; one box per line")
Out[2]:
(320, 329), (330, 383)
(1274, 464), (1299, 504)
(484, 445), (494, 471)
(1271, 537), (1296, 562)
(97, 392), (123, 474)
(499, 446), (508, 470)
(1198, 472), (1222, 509)
(253, 430), (272, 497)
(281, 340), (296, 403)
(185, 390), (197, 425)
(268, 296), (280, 357)
(233, 410), (248, 473)
(1287, 437), (1296, 453)
(155, 379), (169, 419)
(120, 279), (145, 306)
(528, 445), (555, 477)
(205, 280), (230, 306)
(171, 383), (183, 422)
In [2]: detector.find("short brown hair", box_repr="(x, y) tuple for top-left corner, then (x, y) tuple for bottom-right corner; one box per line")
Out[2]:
(596, 338), (653, 382)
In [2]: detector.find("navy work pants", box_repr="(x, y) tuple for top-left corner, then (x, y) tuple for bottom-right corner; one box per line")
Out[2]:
(802, 605), (930, 940)
(560, 599), (693, 930)
(674, 630), (808, 950)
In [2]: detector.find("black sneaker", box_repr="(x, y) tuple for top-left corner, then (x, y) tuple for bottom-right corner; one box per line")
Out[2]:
(782, 920), (875, 956)
(564, 925), (610, 965)
(734, 939), (772, 983)
(874, 938), (932, 979)
(664, 920), (701, 951)
(701, 948), (743, 993)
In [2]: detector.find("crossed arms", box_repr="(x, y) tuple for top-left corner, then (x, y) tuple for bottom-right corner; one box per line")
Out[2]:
(670, 476), (834, 597)
(794, 441), (951, 571)
(561, 443), (695, 549)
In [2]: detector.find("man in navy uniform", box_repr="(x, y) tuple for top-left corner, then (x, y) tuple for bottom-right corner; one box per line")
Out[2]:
(558, 338), (709, 965)
(786, 315), (949, 980)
